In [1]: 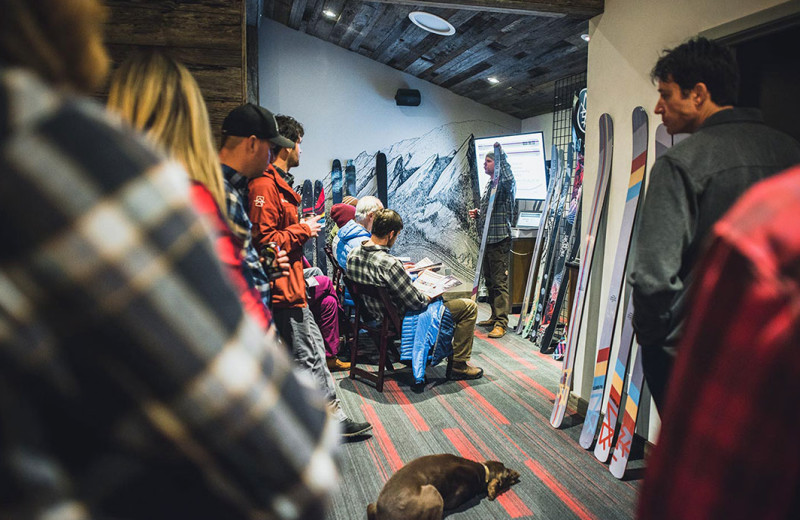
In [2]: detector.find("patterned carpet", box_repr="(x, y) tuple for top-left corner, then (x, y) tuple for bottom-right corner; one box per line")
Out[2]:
(326, 304), (642, 519)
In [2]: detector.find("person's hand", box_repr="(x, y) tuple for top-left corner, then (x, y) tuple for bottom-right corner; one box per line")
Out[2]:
(468, 208), (479, 219)
(259, 247), (291, 279)
(275, 249), (290, 276)
(301, 214), (324, 237)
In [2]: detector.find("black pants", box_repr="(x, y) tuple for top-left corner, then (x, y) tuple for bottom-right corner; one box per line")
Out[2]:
(641, 344), (675, 414)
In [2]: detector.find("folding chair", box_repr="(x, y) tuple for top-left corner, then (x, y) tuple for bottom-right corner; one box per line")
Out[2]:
(343, 276), (403, 392)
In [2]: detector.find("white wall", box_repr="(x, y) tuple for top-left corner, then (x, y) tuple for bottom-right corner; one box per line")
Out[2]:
(259, 18), (520, 183)
(577, 0), (793, 441)
(521, 112), (554, 153)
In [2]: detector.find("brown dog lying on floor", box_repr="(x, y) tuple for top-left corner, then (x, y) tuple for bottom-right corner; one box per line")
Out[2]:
(367, 454), (521, 520)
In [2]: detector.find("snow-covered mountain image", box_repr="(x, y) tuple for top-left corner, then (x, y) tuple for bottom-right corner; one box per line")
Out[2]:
(323, 120), (509, 280)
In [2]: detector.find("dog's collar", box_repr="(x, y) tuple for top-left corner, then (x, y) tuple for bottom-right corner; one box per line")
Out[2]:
(481, 463), (490, 484)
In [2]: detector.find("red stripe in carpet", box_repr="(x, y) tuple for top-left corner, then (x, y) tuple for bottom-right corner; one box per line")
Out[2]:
(362, 403), (403, 473)
(383, 380), (429, 431)
(476, 327), (561, 368)
(514, 371), (556, 400)
(444, 428), (533, 518)
(443, 428), (483, 461)
(459, 381), (510, 425)
(496, 488), (534, 518)
(525, 459), (597, 520)
(474, 330), (539, 370)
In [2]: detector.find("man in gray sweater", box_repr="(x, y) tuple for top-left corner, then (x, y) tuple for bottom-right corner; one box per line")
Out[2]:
(629, 37), (800, 412)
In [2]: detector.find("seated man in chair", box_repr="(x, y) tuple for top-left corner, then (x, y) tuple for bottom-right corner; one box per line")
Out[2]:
(347, 209), (484, 380)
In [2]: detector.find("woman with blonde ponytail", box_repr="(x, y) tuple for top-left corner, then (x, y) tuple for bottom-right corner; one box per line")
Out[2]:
(108, 51), (274, 327)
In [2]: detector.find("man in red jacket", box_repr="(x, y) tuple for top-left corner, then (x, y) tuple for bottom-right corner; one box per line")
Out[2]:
(247, 114), (372, 438)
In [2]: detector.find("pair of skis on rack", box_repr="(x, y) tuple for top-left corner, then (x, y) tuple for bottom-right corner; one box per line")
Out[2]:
(550, 108), (653, 480)
(329, 159), (357, 205)
(330, 155), (388, 207)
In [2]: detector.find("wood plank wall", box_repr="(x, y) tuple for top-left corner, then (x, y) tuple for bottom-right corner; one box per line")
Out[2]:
(100, 0), (249, 143)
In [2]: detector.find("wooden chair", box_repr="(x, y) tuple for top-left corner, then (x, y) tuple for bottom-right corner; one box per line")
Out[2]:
(343, 276), (403, 392)
(324, 244), (344, 295)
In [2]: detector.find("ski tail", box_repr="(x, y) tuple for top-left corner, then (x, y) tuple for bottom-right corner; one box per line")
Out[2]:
(594, 299), (635, 462)
(609, 341), (645, 479)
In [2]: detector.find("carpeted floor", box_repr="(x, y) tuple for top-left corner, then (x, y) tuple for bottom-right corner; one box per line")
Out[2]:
(326, 303), (642, 519)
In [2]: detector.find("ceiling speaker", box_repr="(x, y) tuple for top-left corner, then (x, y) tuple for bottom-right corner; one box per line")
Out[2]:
(395, 88), (421, 106)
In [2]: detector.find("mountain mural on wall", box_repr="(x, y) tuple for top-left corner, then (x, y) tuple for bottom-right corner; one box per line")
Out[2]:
(324, 120), (511, 281)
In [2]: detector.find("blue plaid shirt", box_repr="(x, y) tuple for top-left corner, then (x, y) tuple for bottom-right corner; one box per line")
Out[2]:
(222, 164), (272, 309)
(0, 67), (337, 519)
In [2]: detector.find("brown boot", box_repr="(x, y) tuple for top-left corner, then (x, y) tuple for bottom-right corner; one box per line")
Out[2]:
(327, 357), (351, 372)
(450, 361), (484, 380)
(476, 319), (495, 328)
(488, 325), (506, 338)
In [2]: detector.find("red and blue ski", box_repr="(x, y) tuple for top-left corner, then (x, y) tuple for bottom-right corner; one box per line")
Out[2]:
(607, 299), (642, 478)
(314, 179), (327, 273)
(606, 122), (686, 478)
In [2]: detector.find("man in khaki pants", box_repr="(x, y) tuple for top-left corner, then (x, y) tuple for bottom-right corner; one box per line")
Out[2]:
(469, 152), (516, 338)
(347, 209), (484, 380)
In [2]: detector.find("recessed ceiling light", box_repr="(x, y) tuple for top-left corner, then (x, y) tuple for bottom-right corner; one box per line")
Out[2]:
(323, 10), (338, 19)
(487, 77), (500, 84)
(408, 11), (455, 36)
(580, 33), (590, 42)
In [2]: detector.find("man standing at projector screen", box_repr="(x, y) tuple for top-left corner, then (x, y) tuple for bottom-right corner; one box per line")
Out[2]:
(469, 152), (516, 338)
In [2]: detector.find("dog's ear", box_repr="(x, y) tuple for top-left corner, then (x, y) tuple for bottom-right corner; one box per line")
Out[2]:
(505, 468), (521, 483)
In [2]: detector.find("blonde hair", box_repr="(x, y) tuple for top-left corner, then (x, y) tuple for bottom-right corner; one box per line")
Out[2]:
(107, 51), (228, 219)
(0, 0), (110, 92)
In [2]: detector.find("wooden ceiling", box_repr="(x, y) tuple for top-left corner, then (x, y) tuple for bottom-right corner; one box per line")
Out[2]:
(262, 0), (602, 119)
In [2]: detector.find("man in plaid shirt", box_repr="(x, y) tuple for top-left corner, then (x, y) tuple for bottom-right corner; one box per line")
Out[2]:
(0, 1), (337, 517)
(469, 151), (516, 338)
(222, 162), (274, 312)
(347, 209), (483, 379)
(638, 165), (800, 520)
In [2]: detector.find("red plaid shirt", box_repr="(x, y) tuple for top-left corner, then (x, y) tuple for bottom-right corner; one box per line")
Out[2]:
(638, 165), (800, 520)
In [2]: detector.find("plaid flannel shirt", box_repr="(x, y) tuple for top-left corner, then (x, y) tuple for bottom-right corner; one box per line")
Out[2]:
(221, 164), (272, 309)
(638, 165), (800, 520)
(479, 152), (516, 244)
(346, 242), (428, 320)
(0, 67), (337, 519)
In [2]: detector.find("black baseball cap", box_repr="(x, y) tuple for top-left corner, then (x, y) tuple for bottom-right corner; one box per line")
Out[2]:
(222, 103), (295, 149)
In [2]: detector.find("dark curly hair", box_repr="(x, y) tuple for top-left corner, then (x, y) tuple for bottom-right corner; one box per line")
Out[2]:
(271, 114), (304, 154)
(651, 37), (739, 106)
